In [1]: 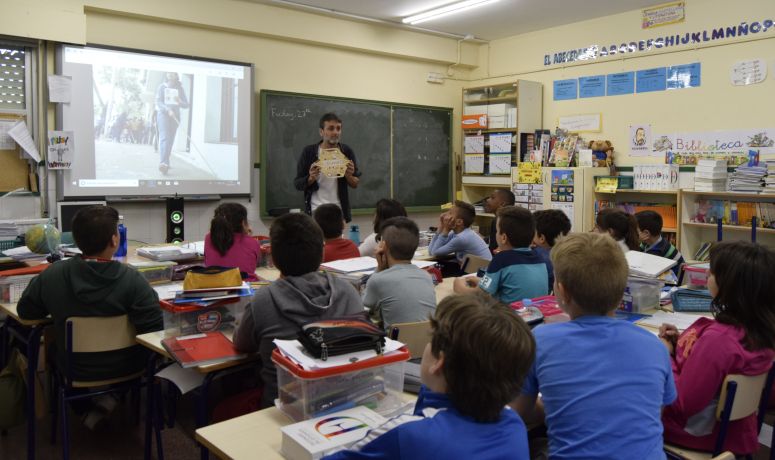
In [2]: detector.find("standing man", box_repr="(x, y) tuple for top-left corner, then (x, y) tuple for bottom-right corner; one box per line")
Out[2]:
(294, 113), (360, 222)
(483, 189), (515, 252)
(155, 72), (189, 175)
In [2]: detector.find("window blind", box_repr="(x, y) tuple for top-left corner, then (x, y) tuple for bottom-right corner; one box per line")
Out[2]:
(0, 45), (25, 110)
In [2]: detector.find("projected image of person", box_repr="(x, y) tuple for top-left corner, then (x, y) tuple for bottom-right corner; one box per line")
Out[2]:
(156, 72), (190, 174)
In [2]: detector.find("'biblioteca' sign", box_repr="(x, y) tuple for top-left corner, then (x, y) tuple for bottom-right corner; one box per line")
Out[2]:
(543, 18), (774, 67)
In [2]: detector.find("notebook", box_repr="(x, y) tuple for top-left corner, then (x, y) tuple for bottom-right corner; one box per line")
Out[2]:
(161, 331), (246, 368)
(625, 251), (677, 278)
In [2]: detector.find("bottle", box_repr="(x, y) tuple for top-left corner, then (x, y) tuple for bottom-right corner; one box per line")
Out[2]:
(348, 224), (360, 246)
(115, 218), (127, 257)
(730, 203), (738, 226)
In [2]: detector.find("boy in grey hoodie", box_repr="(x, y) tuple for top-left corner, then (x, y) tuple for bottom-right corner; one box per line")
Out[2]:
(233, 213), (363, 408)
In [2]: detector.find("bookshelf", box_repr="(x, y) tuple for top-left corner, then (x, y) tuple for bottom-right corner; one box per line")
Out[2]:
(679, 190), (775, 260)
(592, 189), (681, 249)
(460, 81), (542, 235)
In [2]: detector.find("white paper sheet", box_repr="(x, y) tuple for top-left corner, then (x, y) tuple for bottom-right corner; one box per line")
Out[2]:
(8, 121), (40, 162)
(489, 154), (511, 174)
(47, 75), (72, 103)
(155, 363), (206, 394)
(464, 154), (484, 174)
(0, 120), (17, 150)
(320, 256), (378, 273)
(152, 282), (184, 300)
(636, 311), (705, 331)
(759, 423), (772, 448)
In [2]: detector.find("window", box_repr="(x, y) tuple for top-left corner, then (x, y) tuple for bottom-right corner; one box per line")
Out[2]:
(0, 45), (26, 110)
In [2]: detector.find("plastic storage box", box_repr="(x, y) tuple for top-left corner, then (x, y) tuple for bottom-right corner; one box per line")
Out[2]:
(160, 297), (249, 335)
(272, 347), (410, 422)
(621, 277), (664, 312)
(129, 261), (176, 285)
(683, 263), (710, 288)
(0, 274), (36, 303)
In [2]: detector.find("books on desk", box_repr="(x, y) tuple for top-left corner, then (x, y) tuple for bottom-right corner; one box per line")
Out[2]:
(171, 281), (254, 306)
(320, 257), (437, 274)
(281, 406), (387, 460)
(161, 331), (246, 368)
(137, 245), (199, 261)
(625, 251), (677, 278)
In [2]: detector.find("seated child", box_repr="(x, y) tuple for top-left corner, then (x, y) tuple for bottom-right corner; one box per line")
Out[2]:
(532, 209), (571, 250)
(512, 232), (676, 459)
(18, 205), (163, 426)
(204, 202), (261, 281)
(359, 198), (407, 257)
(324, 292), (535, 460)
(454, 206), (550, 303)
(483, 189), (515, 252)
(593, 207), (640, 252)
(362, 217), (436, 330)
(233, 213), (363, 408)
(660, 241), (775, 455)
(635, 210), (684, 277)
(428, 200), (491, 267)
(314, 203), (360, 263)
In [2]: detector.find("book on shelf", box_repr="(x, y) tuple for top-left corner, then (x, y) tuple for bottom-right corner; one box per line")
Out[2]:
(693, 241), (713, 261)
(161, 331), (247, 368)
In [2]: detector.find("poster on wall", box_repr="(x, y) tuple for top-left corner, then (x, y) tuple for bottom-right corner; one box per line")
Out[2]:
(630, 124), (652, 157)
(550, 170), (574, 202)
(667, 63), (701, 89)
(606, 72), (635, 96)
(579, 76), (605, 98)
(47, 130), (75, 170)
(642, 1), (685, 29)
(730, 59), (767, 86)
(553, 79), (578, 100)
(558, 113), (602, 133)
(653, 128), (775, 165)
(636, 67), (667, 93)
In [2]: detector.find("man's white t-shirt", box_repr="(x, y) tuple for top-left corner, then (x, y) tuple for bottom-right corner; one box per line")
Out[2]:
(310, 147), (341, 212)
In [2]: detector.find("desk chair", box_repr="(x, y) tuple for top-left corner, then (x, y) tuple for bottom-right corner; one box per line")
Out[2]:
(389, 321), (430, 359)
(664, 365), (775, 460)
(50, 315), (162, 460)
(461, 254), (489, 275)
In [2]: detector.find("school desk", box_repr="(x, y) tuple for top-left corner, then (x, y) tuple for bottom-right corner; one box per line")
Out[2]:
(136, 328), (259, 460)
(195, 393), (417, 460)
(0, 302), (52, 460)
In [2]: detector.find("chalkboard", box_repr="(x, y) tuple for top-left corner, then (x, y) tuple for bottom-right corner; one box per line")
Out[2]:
(260, 91), (451, 216)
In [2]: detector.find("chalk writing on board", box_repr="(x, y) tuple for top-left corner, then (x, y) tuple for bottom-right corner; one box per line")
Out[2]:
(269, 106), (312, 121)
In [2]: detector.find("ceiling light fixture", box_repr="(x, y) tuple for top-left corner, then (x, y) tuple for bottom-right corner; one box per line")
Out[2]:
(402, 0), (501, 25)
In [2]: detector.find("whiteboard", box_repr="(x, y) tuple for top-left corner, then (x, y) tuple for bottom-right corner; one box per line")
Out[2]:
(558, 113), (602, 132)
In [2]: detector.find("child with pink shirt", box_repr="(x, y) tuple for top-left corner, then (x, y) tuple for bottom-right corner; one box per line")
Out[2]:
(204, 203), (261, 281)
(660, 241), (775, 455)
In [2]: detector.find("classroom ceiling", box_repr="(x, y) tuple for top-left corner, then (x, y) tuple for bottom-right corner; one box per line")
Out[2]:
(247, 0), (669, 40)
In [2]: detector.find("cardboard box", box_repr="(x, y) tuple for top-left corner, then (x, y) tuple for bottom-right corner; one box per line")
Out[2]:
(461, 114), (487, 129)
(488, 115), (506, 129)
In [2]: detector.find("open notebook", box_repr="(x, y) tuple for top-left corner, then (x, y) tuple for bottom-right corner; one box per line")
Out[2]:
(625, 251), (677, 278)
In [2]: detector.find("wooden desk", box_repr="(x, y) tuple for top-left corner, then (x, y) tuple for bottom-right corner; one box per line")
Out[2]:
(0, 302), (52, 460)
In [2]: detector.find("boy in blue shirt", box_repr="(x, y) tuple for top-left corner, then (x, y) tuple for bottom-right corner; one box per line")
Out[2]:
(428, 201), (491, 276)
(324, 292), (534, 460)
(453, 205), (551, 303)
(512, 232), (676, 460)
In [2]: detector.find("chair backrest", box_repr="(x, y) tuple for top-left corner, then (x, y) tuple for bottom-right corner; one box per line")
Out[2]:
(461, 254), (489, 274)
(389, 321), (431, 359)
(66, 315), (137, 353)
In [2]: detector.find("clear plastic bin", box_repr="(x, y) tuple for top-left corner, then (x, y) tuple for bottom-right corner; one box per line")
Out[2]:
(0, 274), (35, 303)
(129, 261), (176, 285)
(160, 297), (250, 335)
(683, 263), (709, 288)
(272, 347), (410, 422)
(621, 277), (664, 312)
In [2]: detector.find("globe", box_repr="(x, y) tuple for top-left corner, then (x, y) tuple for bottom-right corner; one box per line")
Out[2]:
(25, 224), (61, 255)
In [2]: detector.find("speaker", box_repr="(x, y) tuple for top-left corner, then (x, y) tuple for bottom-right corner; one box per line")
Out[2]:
(166, 198), (184, 243)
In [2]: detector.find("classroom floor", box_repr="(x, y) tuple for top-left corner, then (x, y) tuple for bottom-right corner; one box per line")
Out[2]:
(0, 389), (201, 460)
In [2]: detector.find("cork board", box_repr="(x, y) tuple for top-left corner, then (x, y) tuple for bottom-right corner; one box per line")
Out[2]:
(0, 114), (32, 191)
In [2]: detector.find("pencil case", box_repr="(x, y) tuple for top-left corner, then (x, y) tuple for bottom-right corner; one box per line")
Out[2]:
(298, 314), (386, 361)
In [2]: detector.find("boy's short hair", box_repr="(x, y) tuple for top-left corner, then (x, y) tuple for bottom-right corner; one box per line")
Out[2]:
(379, 217), (419, 261)
(496, 206), (535, 248)
(270, 213), (324, 276)
(319, 112), (342, 128)
(495, 189), (516, 206)
(551, 232), (627, 315)
(72, 205), (118, 256)
(533, 209), (572, 247)
(635, 210), (663, 237)
(313, 203), (345, 239)
(453, 200), (476, 228)
(431, 292), (535, 423)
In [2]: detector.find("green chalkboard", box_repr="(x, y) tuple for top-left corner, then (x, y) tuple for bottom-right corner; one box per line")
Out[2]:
(260, 91), (451, 216)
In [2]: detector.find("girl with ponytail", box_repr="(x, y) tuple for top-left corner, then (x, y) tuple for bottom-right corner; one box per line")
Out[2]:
(204, 203), (261, 281)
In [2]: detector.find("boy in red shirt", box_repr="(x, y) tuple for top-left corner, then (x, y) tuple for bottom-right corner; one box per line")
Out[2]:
(314, 203), (360, 262)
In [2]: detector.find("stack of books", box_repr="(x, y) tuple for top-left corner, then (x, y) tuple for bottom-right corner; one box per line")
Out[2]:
(172, 282), (254, 307)
(728, 164), (766, 192)
(694, 159), (728, 191)
(765, 160), (775, 194)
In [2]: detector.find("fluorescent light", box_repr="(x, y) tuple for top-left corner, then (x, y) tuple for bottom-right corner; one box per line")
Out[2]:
(402, 0), (501, 25)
